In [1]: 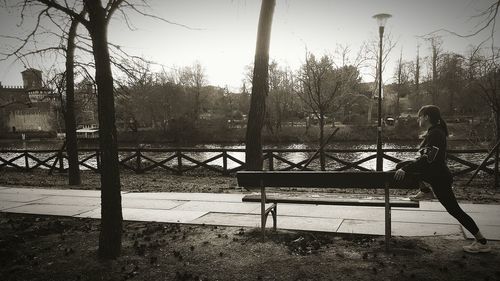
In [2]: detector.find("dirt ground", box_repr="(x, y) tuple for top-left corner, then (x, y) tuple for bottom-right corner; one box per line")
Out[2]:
(0, 212), (498, 281)
(0, 168), (499, 204)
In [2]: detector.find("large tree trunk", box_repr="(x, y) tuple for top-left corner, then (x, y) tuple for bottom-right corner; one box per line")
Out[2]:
(245, 0), (275, 170)
(85, 0), (123, 259)
(65, 16), (81, 186)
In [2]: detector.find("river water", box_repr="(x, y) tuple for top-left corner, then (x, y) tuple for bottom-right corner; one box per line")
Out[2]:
(0, 140), (490, 172)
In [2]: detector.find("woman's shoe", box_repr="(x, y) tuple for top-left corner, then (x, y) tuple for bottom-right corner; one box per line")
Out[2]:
(463, 241), (491, 253)
(409, 191), (434, 201)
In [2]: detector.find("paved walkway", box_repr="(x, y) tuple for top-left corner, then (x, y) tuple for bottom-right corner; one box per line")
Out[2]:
(1, 186), (499, 241)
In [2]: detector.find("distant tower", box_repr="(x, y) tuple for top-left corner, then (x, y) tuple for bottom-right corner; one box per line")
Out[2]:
(22, 68), (43, 90)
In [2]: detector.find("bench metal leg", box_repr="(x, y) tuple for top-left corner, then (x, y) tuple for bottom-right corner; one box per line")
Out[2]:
(264, 203), (277, 231)
(261, 181), (266, 240)
(271, 204), (277, 231)
(385, 182), (391, 251)
(260, 180), (278, 239)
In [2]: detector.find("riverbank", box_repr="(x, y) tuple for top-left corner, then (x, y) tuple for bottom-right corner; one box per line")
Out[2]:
(0, 121), (493, 145)
(108, 121), (495, 144)
(0, 169), (498, 203)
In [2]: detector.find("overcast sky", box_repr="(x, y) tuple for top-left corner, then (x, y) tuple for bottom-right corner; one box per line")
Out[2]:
(0, 0), (498, 91)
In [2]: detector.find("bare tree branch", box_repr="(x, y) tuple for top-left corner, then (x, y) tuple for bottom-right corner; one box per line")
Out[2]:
(121, 0), (205, 31)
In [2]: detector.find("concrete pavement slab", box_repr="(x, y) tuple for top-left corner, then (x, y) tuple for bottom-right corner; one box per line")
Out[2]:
(417, 201), (448, 212)
(278, 216), (343, 232)
(191, 213), (343, 232)
(122, 199), (185, 210)
(458, 212), (500, 227)
(462, 225), (500, 241)
(0, 193), (48, 203)
(0, 188), (102, 197)
(250, 204), (387, 220)
(419, 201), (500, 214)
(75, 209), (100, 219)
(76, 207), (207, 223)
(34, 196), (101, 206)
(460, 203), (500, 214)
(337, 219), (464, 238)
(191, 213), (260, 228)
(0, 201), (30, 211)
(171, 201), (260, 214)
(1, 187), (498, 240)
(122, 192), (244, 202)
(391, 209), (458, 224)
(122, 208), (207, 223)
(3, 204), (97, 217)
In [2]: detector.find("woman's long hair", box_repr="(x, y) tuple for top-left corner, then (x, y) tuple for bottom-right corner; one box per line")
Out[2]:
(418, 105), (449, 136)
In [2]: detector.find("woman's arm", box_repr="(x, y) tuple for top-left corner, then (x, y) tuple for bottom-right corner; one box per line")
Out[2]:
(400, 130), (443, 173)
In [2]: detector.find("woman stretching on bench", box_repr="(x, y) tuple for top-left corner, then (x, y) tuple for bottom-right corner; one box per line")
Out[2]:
(394, 105), (491, 253)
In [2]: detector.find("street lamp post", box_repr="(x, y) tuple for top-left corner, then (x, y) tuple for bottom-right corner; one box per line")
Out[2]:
(373, 13), (391, 171)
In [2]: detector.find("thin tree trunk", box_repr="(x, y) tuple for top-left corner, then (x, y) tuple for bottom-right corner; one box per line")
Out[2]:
(65, 15), (82, 186)
(319, 113), (325, 171)
(432, 43), (438, 105)
(367, 101), (373, 123)
(85, 0), (123, 259)
(245, 0), (276, 170)
(194, 87), (200, 121)
(496, 112), (499, 189)
(415, 51), (421, 108)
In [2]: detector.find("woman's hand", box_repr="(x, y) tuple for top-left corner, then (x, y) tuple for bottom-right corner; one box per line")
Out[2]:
(394, 169), (406, 181)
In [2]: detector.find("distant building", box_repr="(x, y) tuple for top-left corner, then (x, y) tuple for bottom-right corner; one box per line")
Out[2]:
(0, 69), (59, 133)
(76, 124), (99, 139)
(74, 78), (98, 128)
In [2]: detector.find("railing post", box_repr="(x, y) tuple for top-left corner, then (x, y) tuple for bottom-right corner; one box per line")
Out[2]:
(384, 182), (391, 252)
(24, 151), (29, 171)
(176, 150), (183, 175)
(136, 148), (142, 174)
(96, 150), (101, 174)
(58, 151), (64, 173)
(268, 151), (274, 171)
(260, 179), (266, 240)
(222, 151), (228, 175)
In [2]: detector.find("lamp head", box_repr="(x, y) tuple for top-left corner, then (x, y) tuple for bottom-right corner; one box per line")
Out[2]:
(372, 13), (392, 27)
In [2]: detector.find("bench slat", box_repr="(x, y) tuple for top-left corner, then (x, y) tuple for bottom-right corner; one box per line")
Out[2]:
(242, 194), (419, 208)
(237, 171), (420, 189)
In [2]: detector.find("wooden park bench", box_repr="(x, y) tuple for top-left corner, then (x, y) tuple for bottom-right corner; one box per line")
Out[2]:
(236, 171), (421, 250)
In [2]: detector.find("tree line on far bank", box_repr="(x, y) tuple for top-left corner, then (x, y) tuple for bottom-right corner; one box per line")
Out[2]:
(108, 41), (499, 144)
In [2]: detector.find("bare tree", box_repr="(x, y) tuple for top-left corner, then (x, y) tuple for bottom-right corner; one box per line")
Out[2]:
(473, 47), (500, 187)
(0, 2), (83, 185)
(295, 53), (341, 170)
(425, 1), (499, 51)
(245, 0), (275, 171)
(408, 43), (422, 109)
(426, 35), (443, 105)
(439, 52), (466, 114)
(179, 62), (207, 122)
(363, 32), (397, 123)
(267, 61), (295, 134)
(64, 11), (86, 185)
(393, 48), (411, 116)
(1, 0), (197, 259)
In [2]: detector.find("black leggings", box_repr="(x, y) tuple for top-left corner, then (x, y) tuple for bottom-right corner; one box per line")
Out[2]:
(396, 161), (480, 235)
